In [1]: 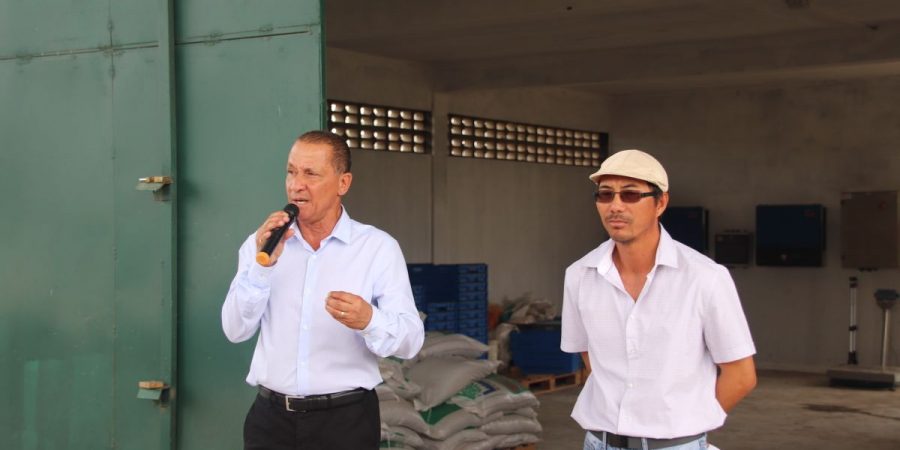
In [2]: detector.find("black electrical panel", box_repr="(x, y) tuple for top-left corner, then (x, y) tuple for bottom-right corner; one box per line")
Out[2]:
(755, 204), (826, 267)
(715, 232), (753, 266)
(661, 206), (708, 254)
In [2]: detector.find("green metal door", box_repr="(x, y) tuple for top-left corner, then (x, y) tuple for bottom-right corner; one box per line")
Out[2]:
(1, 0), (323, 449)
(1, 0), (177, 449)
(174, 1), (324, 448)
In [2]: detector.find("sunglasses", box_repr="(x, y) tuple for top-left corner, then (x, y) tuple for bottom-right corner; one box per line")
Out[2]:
(594, 190), (657, 204)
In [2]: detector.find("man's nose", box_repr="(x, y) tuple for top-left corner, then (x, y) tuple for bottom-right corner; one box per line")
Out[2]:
(288, 178), (305, 192)
(608, 193), (627, 211)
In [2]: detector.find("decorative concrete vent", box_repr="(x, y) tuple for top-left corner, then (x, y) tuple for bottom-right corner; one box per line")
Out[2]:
(448, 115), (607, 166)
(328, 100), (431, 154)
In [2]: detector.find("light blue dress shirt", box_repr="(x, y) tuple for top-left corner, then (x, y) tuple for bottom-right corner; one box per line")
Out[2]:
(222, 208), (424, 396)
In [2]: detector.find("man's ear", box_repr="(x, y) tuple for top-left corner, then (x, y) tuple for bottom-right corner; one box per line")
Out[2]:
(338, 172), (353, 196)
(656, 192), (669, 218)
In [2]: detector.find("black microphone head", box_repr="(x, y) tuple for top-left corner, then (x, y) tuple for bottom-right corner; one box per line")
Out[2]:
(283, 203), (300, 220)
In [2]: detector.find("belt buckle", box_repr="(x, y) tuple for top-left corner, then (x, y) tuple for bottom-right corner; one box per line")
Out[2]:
(284, 394), (305, 412)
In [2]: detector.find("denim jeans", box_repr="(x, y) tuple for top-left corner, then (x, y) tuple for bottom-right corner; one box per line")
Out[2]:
(583, 431), (708, 450)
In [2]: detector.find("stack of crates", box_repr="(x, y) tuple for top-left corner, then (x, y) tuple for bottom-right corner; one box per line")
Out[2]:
(407, 263), (488, 342)
(509, 321), (583, 375)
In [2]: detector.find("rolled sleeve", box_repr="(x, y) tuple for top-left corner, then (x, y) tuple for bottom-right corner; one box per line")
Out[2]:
(561, 266), (589, 353)
(703, 266), (756, 364)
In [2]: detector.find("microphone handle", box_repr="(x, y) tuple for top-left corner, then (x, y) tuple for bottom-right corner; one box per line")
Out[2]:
(260, 222), (291, 256)
(256, 221), (293, 266)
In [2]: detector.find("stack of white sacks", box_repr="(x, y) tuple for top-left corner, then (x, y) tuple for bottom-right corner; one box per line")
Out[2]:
(378, 332), (542, 450)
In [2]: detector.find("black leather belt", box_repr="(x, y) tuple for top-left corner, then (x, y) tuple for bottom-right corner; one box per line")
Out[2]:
(258, 386), (368, 412)
(590, 430), (705, 449)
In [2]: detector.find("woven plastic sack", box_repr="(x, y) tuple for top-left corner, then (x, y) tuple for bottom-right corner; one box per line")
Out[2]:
(379, 444), (414, 450)
(380, 399), (430, 435)
(457, 435), (505, 450)
(380, 357), (422, 400)
(496, 432), (540, 447)
(419, 402), (483, 440)
(514, 406), (537, 418)
(480, 413), (542, 435)
(418, 332), (489, 360)
(380, 424), (424, 448)
(376, 383), (401, 402)
(420, 429), (488, 450)
(447, 374), (539, 417)
(407, 357), (500, 411)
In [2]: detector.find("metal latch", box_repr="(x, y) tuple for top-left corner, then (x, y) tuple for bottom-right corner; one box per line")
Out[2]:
(136, 176), (173, 192)
(136, 176), (173, 201)
(137, 380), (170, 401)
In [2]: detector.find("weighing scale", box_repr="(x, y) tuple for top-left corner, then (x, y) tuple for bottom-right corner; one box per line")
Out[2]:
(827, 277), (900, 388)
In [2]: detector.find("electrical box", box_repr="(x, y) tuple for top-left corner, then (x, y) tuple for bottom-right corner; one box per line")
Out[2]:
(841, 191), (898, 269)
(714, 231), (753, 266)
(756, 204), (826, 267)
(661, 206), (708, 254)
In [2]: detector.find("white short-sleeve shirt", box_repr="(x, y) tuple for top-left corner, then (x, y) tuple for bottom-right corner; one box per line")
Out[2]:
(561, 226), (755, 439)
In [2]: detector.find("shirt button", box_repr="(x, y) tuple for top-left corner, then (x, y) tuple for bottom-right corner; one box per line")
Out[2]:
(302, 325), (309, 331)
(627, 382), (634, 388)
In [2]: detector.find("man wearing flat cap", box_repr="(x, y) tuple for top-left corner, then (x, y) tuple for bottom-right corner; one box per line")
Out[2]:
(561, 150), (757, 450)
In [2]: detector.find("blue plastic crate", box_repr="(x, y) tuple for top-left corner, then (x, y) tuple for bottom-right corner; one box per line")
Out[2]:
(406, 263), (489, 303)
(458, 309), (486, 321)
(513, 352), (582, 375)
(459, 273), (487, 284)
(458, 282), (487, 293)
(426, 311), (457, 322)
(458, 317), (485, 329)
(425, 320), (457, 332)
(509, 323), (583, 375)
(425, 302), (457, 313)
(458, 328), (488, 343)
(459, 291), (487, 302)
(458, 300), (486, 311)
(456, 263), (487, 274)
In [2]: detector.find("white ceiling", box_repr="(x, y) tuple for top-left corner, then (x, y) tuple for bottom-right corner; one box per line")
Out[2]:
(326, 0), (900, 93)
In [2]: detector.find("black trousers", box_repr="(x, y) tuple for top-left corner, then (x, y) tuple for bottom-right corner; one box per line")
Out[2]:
(243, 389), (380, 450)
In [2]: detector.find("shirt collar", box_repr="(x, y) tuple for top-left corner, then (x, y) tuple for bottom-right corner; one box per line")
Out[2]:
(330, 207), (352, 244)
(594, 224), (679, 273)
(290, 206), (353, 245)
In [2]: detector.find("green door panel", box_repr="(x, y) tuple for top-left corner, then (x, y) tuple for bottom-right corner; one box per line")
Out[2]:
(1, 5), (176, 450)
(0, 52), (115, 450)
(2, 0), (322, 448)
(175, 29), (323, 450)
(109, 1), (161, 47)
(0, 1), (110, 56)
(175, 0), (320, 42)
(111, 46), (175, 450)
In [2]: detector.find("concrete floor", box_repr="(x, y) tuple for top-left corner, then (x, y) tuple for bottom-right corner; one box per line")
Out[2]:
(535, 370), (900, 449)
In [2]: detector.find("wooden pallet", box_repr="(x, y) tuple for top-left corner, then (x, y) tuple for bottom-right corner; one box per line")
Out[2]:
(518, 369), (585, 394)
(500, 444), (536, 450)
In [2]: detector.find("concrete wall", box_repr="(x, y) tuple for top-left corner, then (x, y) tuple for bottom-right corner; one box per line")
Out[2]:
(327, 48), (610, 308)
(610, 78), (900, 371)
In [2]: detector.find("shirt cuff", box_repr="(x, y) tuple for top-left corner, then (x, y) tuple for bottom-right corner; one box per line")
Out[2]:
(247, 262), (274, 288)
(712, 342), (757, 364)
(360, 305), (386, 338)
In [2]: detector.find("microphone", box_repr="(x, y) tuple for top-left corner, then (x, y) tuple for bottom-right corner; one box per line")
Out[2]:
(256, 204), (299, 266)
